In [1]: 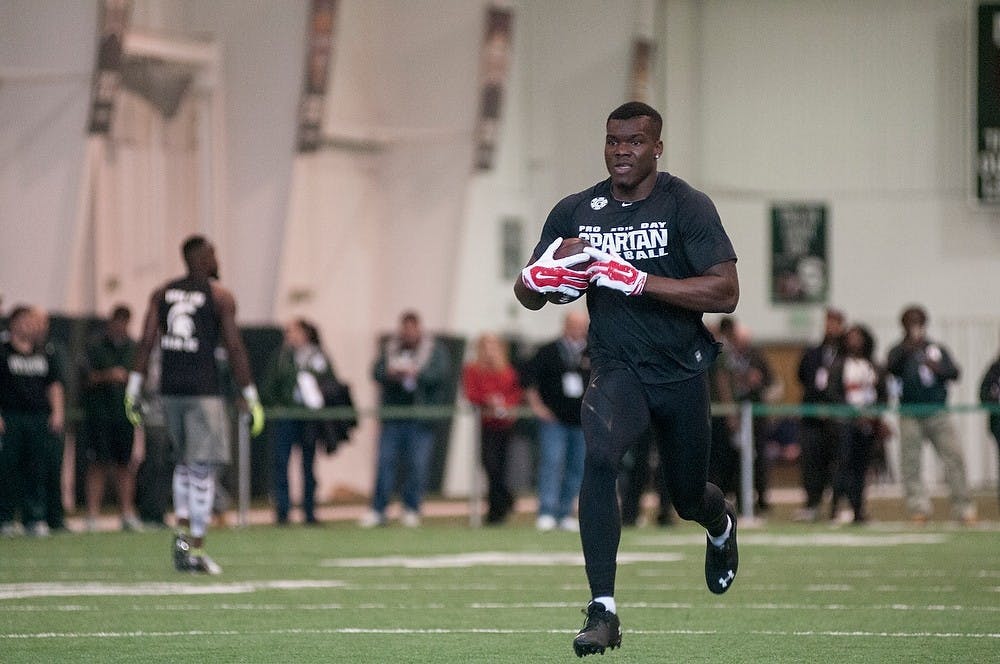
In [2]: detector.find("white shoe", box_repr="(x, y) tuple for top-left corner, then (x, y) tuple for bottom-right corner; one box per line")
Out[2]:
(28, 521), (50, 538)
(558, 517), (580, 532)
(358, 510), (386, 528)
(1, 521), (23, 538)
(792, 507), (818, 523)
(85, 517), (99, 533)
(401, 510), (421, 528)
(536, 514), (557, 532)
(122, 515), (144, 532)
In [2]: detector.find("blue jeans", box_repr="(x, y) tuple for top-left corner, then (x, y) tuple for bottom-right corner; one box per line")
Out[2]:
(371, 421), (434, 514)
(536, 420), (585, 520)
(272, 420), (317, 522)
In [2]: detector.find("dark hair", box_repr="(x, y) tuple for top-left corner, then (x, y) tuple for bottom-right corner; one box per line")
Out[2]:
(7, 304), (33, 325)
(296, 318), (322, 346)
(608, 101), (662, 139)
(900, 305), (927, 328)
(847, 323), (876, 360)
(825, 307), (845, 323)
(110, 304), (131, 322)
(718, 315), (736, 335)
(181, 235), (209, 268)
(401, 310), (420, 325)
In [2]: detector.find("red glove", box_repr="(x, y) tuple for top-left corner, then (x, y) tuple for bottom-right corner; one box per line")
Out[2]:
(584, 247), (647, 296)
(521, 238), (591, 299)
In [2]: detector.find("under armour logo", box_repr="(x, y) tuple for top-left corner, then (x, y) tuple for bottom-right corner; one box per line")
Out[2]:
(718, 569), (735, 588)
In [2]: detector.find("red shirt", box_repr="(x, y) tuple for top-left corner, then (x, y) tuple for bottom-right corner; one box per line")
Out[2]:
(462, 363), (522, 430)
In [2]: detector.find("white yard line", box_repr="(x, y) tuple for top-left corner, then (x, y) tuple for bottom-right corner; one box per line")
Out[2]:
(2, 627), (997, 640)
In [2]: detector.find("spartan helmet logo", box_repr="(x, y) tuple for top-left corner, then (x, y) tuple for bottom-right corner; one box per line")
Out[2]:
(166, 301), (197, 339)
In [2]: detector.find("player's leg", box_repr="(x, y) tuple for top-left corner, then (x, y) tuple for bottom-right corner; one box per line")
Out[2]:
(0, 416), (28, 535)
(113, 418), (141, 530)
(271, 419), (295, 524)
(925, 413), (973, 522)
(573, 365), (649, 656)
(184, 397), (229, 573)
(897, 416), (929, 519)
(535, 421), (565, 529)
(400, 423), (433, 525)
(559, 425), (585, 526)
(362, 422), (402, 526)
(651, 374), (734, 594)
(299, 422), (318, 523)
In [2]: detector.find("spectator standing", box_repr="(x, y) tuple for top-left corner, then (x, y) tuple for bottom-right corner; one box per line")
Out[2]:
(717, 317), (777, 512)
(462, 333), (523, 525)
(262, 318), (337, 525)
(0, 305), (66, 537)
(522, 310), (590, 532)
(886, 305), (974, 524)
(794, 307), (845, 522)
(979, 347), (1000, 510)
(361, 311), (450, 528)
(707, 323), (741, 509)
(827, 324), (886, 524)
(79, 305), (143, 532)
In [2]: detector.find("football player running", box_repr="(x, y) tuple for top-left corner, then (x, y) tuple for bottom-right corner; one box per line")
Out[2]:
(515, 102), (740, 657)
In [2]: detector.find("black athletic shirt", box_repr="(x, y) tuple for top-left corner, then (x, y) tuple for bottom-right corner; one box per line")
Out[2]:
(157, 276), (221, 396)
(530, 172), (737, 385)
(0, 340), (63, 412)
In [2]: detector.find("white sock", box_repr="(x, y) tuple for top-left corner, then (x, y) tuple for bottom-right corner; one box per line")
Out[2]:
(172, 465), (191, 524)
(187, 463), (217, 539)
(708, 516), (732, 548)
(592, 596), (616, 614)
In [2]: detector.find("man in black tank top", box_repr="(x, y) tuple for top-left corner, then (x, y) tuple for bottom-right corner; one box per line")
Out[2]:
(515, 102), (741, 657)
(126, 236), (264, 575)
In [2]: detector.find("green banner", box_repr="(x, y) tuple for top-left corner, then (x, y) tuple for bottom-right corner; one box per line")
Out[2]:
(770, 202), (828, 304)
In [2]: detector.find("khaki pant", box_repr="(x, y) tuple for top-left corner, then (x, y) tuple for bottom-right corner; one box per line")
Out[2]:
(898, 413), (971, 518)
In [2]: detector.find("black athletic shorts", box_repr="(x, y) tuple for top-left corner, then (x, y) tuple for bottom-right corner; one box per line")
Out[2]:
(81, 417), (135, 466)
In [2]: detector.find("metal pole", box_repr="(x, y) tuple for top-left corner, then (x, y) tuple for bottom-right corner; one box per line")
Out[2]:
(739, 401), (755, 523)
(237, 412), (250, 527)
(468, 413), (482, 528)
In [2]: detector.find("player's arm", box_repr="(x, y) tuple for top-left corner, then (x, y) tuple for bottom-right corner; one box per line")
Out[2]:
(214, 285), (252, 389)
(47, 380), (65, 434)
(586, 245), (739, 314)
(124, 289), (163, 425)
(640, 260), (739, 314)
(515, 237), (591, 310)
(514, 274), (547, 310)
(213, 283), (265, 435)
(132, 289), (163, 377)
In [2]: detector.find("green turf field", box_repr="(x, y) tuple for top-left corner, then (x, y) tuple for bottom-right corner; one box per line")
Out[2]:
(1, 518), (997, 663)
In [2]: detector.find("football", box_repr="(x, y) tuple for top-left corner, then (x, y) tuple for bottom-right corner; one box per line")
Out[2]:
(547, 237), (593, 305)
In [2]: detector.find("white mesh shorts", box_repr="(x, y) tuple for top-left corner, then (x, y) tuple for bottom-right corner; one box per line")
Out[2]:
(162, 395), (231, 465)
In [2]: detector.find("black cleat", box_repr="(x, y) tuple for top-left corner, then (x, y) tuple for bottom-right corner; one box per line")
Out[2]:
(172, 532), (191, 572)
(572, 602), (622, 657)
(187, 552), (222, 575)
(705, 504), (739, 594)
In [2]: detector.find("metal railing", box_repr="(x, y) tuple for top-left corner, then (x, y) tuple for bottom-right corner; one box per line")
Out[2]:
(233, 401), (1000, 527)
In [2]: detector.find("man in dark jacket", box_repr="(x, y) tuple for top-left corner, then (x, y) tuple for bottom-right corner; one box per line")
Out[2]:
(794, 308), (844, 521)
(887, 305), (973, 524)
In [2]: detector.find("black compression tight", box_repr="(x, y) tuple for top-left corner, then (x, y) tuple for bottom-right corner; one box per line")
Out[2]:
(578, 366), (727, 598)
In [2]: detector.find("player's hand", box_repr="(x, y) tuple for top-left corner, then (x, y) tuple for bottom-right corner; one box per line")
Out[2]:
(521, 238), (591, 299)
(584, 247), (647, 296)
(124, 372), (144, 426)
(242, 385), (266, 437)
